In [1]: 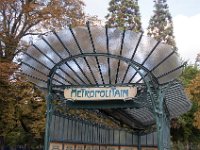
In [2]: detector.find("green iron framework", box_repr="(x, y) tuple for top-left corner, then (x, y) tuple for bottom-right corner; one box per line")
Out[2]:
(49, 113), (158, 149)
(21, 23), (191, 150)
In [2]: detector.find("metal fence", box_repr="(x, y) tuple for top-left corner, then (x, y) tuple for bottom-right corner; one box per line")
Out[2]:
(50, 114), (157, 148)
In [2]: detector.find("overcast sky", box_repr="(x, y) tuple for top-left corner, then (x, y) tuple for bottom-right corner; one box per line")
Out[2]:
(84, 0), (200, 64)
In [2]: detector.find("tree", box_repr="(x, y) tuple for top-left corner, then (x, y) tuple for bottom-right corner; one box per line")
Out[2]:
(180, 65), (200, 86)
(0, 62), (18, 135)
(0, 0), (85, 62)
(0, 62), (46, 146)
(0, 82), (46, 146)
(186, 73), (200, 129)
(171, 65), (200, 149)
(195, 53), (200, 66)
(0, 0), (85, 145)
(105, 0), (142, 32)
(147, 0), (176, 48)
(85, 15), (103, 26)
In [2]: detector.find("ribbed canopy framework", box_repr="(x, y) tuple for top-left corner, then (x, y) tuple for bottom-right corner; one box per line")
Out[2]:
(102, 81), (190, 129)
(21, 25), (191, 130)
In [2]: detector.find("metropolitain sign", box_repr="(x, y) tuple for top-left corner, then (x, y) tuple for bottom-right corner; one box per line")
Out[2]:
(64, 86), (137, 101)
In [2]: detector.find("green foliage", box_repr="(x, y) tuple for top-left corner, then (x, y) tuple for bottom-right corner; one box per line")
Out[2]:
(171, 102), (200, 141)
(180, 65), (200, 86)
(171, 65), (200, 147)
(106, 0), (142, 32)
(0, 64), (46, 146)
(147, 0), (176, 48)
(186, 72), (200, 129)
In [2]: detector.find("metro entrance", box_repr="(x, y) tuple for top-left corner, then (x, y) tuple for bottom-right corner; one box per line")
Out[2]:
(21, 23), (191, 150)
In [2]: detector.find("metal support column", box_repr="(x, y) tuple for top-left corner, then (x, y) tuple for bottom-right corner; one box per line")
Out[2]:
(146, 78), (171, 150)
(44, 77), (53, 150)
(137, 133), (141, 150)
(44, 93), (53, 150)
(155, 88), (170, 150)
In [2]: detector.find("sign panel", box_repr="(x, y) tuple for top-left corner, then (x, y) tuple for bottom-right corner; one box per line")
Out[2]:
(100, 146), (107, 150)
(64, 86), (137, 101)
(64, 144), (75, 150)
(76, 144), (85, 150)
(85, 145), (93, 150)
(107, 146), (119, 150)
(49, 142), (62, 150)
(120, 146), (137, 150)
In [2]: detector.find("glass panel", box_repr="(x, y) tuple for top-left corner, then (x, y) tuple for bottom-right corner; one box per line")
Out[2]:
(59, 117), (65, 141)
(132, 134), (138, 145)
(90, 26), (107, 54)
(147, 133), (153, 146)
(71, 120), (75, 141)
(73, 26), (93, 53)
(134, 35), (158, 65)
(153, 132), (157, 146)
(107, 28), (123, 56)
(97, 56), (109, 84)
(120, 130), (126, 145)
(109, 58), (119, 84)
(35, 38), (61, 64)
(117, 61), (129, 83)
(85, 56), (102, 84)
(114, 130), (119, 144)
(54, 116), (60, 140)
(50, 115), (56, 141)
(109, 129), (114, 145)
(58, 27), (81, 56)
(76, 122), (81, 142)
(122, 31), (142, 59)
(143, 43), (172, 70)
(126, 132), (133, 145)
(59, 64), (84, 84)
(152, 51), (182, 84)
(75, 57), (96, 84)
(67, 119), (72, 140)
(141, 135), (147, 146)
(63, 118), (69, 141)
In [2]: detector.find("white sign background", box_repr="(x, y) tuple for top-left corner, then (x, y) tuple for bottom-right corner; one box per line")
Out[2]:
(64, 86), (137, 101)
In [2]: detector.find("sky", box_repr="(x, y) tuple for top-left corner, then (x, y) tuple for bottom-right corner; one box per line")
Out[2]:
(84, 0), (200, 64)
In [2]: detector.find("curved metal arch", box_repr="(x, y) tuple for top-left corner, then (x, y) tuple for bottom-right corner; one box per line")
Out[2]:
(46, 52), (158, 117)
(47, 52), (159, 89)
(45, 52), (159, 143)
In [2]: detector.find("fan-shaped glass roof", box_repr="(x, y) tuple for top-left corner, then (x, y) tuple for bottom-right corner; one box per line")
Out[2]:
(21, 25), (191, 130)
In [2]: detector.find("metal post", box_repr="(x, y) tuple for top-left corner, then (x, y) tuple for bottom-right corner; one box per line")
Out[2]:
(44, 93), (53, 150)
(44, 77), (53, 150)
(137, 133), (141, 150)
(145, 78), (171, 150)
(62, 117), (65, 150)
(155, 88), (170, 150)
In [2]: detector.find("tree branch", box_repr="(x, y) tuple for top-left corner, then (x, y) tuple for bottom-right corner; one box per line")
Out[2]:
(17, 19), (41, 39)
(0, 41), (3, 58)
(11, 10), (23, 35)
(24, 31), (50, 36)
(2, 7), (9, 36)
